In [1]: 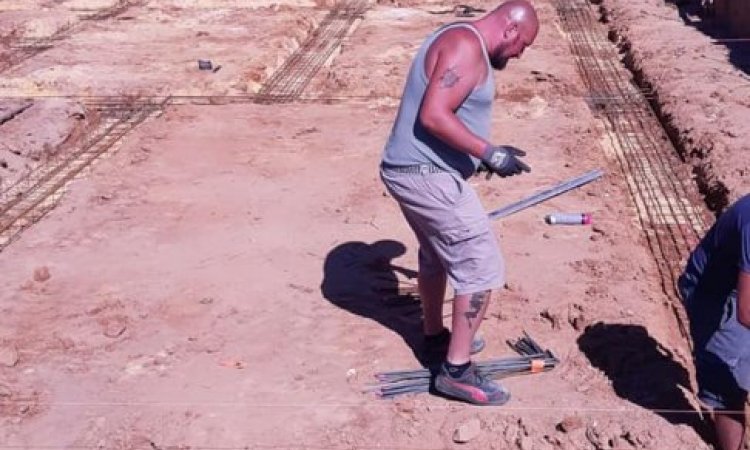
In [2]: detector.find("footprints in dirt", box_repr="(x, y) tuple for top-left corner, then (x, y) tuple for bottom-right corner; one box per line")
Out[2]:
(570, 258), (620, 280)
(520, 253), (662, 345)
(0, 383), (43, 426)
(494, 69), (582, 123)
(0, 321), (44, 425)
(11, 273), (243, 383)
(538, 303), (588, 332)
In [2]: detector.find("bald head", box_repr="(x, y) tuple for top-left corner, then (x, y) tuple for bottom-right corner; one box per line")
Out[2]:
(501, 0), (539, 32)
(476, 0), (539, 69)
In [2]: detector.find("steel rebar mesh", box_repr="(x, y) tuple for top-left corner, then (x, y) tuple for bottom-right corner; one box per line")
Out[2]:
(0, 0), (142, 73)
(0, 99), (167, 251)
(554, 0), (710, 340)
(256, 0), (368, 103)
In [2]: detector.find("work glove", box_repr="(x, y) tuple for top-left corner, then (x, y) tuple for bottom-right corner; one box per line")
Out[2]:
(479, 145), (531, 178)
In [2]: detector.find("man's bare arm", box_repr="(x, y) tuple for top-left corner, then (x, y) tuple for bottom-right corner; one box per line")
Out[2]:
(419, 30), (489, 159)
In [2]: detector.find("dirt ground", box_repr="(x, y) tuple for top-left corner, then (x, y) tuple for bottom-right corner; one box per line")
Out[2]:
(0, 1), (323, 97)
(0, 0), (747, 448)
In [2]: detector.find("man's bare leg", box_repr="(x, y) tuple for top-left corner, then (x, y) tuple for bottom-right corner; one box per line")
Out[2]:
(434, 289), (509, 405)
(419, 270), (447, 336)
(714, 410), (746, 450)
(447, 289), (491, 364)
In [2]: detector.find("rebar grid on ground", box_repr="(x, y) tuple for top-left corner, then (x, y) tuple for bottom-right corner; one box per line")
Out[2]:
(0, 0), (142, 74)
(555, 0), (711, 339)
(0, 98), (166, 251)
(255, 0), (368, 104)
(0, 0), (368, 251)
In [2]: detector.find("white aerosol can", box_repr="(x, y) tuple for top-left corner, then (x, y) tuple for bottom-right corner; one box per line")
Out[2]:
(544, 213), (592, 225)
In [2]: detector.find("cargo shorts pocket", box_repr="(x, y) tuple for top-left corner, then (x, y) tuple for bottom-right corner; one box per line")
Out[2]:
(438, 217), (490, 245)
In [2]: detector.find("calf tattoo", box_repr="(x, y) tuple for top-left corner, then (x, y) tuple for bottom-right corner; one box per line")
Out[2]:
(439, 67), (460, 88)
(464, 290), (490, 326)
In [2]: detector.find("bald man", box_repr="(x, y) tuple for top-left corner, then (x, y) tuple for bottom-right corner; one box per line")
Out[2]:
(379, 0), (539, 405)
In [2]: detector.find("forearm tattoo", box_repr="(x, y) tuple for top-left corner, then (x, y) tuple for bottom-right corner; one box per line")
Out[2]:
(439, 67), (460, 88)
(464, 290), (490, 326)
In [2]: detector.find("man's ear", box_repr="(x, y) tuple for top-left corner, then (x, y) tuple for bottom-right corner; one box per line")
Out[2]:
(503, 23), (519, 41)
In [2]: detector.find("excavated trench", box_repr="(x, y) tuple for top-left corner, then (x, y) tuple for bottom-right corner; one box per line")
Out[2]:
(612, 36), (731, 215)
(591, 1), (731, 215)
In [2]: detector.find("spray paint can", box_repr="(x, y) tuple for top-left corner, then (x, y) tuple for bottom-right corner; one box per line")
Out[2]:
(544, 213), (592, 225)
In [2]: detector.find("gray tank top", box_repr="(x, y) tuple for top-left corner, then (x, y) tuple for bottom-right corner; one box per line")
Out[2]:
(382, 23), (494, 179)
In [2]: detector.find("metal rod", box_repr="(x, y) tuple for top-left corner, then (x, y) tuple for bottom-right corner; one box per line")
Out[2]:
(487, 169), (604, 220)
(374, 355), (552, 383)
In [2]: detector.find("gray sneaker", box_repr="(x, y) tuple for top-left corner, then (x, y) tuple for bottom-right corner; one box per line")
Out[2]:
(434, 362), (511, 405)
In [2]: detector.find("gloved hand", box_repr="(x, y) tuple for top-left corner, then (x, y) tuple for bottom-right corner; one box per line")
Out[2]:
(479, 145), (531, 178)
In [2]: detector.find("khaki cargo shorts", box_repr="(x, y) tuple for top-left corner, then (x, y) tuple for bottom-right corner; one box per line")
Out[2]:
(380, 166), (505, 295)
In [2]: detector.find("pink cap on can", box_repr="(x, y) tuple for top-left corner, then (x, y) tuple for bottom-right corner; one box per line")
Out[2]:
(582, 213), (593, 225)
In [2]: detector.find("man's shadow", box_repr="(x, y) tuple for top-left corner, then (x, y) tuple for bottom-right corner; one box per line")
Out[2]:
(577, 322), (712, 444)
(321, 240), (427, 365)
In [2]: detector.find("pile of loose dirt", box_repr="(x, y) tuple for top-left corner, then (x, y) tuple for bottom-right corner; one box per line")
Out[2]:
(596, 0), (750, 212)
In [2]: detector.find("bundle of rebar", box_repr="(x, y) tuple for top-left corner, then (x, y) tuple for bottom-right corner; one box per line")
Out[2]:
(368, 333), (559, 399)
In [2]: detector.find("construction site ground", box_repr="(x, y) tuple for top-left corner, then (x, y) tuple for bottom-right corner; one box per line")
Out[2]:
(0, 0), (748, 449)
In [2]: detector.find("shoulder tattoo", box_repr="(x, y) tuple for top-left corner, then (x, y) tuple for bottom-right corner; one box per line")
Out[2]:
(439, 66), (460, 88)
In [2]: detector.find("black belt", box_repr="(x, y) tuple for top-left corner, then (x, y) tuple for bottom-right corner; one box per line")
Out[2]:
(380, 162), (447, 174)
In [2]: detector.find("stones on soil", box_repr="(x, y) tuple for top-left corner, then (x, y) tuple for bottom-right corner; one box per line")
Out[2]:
(103, 320), (127, 338)
(0, 343), (20, 367)
(556, 415), (584, 433)
(33, 266), (50, 282)
(453, 417), (481, 443)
